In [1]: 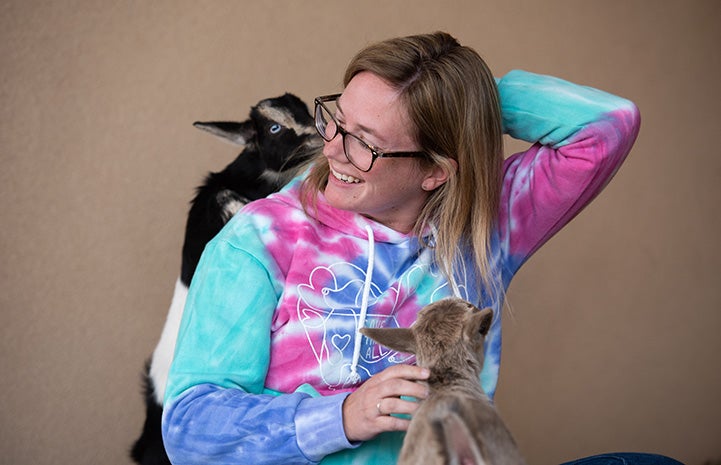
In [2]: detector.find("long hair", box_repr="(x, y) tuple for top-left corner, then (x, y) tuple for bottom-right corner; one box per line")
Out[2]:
(302, 32), (503, 298)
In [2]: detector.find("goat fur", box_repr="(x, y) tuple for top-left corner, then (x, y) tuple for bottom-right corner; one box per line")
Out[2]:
(361, 297), (526, 465)
(130, 93), (320, 465)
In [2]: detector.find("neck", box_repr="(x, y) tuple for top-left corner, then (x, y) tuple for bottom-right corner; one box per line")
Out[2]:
(426, 364), (482, 393)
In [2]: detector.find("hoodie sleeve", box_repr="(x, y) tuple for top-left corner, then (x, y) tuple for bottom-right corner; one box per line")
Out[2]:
(162, 233), (355, 464)
(496, 69), (641, 273)
(163, 384), (353, 465)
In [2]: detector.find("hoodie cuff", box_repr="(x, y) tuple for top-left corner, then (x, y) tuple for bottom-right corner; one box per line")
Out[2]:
(295, 392), (358, 461)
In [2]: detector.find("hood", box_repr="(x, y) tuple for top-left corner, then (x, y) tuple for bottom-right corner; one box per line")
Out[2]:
(273, 175), (433, 246)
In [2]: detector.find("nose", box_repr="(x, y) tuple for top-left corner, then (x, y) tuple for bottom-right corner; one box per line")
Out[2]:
(322, 132), (346, 163)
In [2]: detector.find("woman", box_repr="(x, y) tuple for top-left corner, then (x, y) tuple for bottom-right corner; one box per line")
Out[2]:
(162, 32), (675, 464)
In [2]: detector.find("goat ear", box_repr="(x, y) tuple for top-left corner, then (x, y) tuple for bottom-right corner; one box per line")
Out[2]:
(360, 327), (417, 355)
(193, 120), (257, 148)
(466, 308), (494, 340)
(435, 411), (487, 465)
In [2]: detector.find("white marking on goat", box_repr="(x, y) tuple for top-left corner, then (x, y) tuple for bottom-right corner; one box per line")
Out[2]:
(257, 103), (317, 136)
(260, 168), (283, 185)
(221, 198), (246, 222)
(149, 278), (188, 404)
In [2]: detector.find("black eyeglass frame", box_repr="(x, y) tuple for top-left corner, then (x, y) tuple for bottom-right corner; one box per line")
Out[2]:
(313, 93), (428, 172)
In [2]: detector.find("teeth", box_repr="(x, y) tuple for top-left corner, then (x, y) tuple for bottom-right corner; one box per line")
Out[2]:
(331, 168), (361, 184)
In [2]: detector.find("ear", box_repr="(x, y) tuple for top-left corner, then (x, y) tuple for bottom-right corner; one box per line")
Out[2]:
(465, 308), (494, 340)
(193, 120), (256, 148)
(421, 157), (458, 191)
(436, 411), (487, 465)
(360, 327), (417, 355)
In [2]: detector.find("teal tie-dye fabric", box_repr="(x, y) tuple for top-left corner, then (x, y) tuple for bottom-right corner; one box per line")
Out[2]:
(162, 70), (640, 464)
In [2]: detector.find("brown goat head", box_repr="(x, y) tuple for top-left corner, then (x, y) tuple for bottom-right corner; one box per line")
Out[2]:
(361, 298), (526, 465)
(361, 297), (493, 377)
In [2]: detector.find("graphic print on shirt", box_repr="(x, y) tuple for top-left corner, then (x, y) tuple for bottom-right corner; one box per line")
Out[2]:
(296, 261), (421, 390)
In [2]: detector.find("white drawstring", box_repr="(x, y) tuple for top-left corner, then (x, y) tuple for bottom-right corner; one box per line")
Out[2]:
(346, 224), (461, 383)
(347, 225), (375, 384)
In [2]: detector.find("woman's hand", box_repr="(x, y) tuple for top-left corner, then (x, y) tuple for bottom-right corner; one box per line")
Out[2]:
(342, 364), (430, 442)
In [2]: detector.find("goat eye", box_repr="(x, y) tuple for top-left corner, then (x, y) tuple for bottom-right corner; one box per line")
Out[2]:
(269, 123), (282, 134)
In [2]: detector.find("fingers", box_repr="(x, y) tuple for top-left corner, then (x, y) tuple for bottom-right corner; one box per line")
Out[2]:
(374, 411), (411, 433)
(377, 396), (422, 416)
(371, 365), (430, 401)
(342, 364), (431, 442)
(343, 392), (414, 442)
(375, 377), (429, 403)
(374, 364), (430, 382)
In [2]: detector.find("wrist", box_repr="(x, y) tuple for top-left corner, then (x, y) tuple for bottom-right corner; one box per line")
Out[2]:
(295, 392), (358, 461)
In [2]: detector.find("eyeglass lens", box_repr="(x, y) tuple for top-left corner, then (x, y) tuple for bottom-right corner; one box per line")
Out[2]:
(315, 101), (375, 171)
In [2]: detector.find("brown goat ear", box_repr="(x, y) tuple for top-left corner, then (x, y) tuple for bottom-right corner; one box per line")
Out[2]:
(478, 308), (493, 336)
(360, 327), (417, 354)
(466, 308), (494, 340)
(436, 411), (486, 465)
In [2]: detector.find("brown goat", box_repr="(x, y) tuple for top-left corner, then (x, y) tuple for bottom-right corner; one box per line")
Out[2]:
(360, 297), (526, 465)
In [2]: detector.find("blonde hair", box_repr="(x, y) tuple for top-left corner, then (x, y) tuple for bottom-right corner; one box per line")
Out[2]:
(302, 32), (503, 298)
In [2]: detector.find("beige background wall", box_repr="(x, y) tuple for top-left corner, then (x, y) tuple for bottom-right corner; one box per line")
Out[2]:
(1, 1), (719, 464)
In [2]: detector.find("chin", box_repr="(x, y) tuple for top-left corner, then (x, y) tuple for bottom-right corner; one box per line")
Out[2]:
(324, 183), (361, 213)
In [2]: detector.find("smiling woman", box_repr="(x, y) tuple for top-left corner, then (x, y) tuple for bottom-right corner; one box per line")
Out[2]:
(317, 72), (448, 234)
(159, 31), (679, 465)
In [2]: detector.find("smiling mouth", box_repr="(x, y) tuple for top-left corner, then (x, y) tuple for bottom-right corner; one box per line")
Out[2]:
(331, 167), (361, 184)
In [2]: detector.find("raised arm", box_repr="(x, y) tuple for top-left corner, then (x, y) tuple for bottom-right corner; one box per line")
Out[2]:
(496, 69), (641, 272)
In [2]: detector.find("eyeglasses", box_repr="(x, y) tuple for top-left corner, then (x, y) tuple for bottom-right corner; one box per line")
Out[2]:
(313, 94), (427, 172)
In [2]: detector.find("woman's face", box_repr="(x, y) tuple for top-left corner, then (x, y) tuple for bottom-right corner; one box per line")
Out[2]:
(322, 71), (445, 234)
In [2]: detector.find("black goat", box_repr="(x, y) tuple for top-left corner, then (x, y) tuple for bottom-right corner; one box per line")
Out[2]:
(131, 93), (321, 465)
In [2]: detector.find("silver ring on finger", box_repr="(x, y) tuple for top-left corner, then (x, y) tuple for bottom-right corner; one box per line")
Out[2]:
(376, 399), (385, 416)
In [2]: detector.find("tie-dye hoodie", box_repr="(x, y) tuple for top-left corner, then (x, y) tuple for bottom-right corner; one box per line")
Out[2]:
(162, 70), (640, 465)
